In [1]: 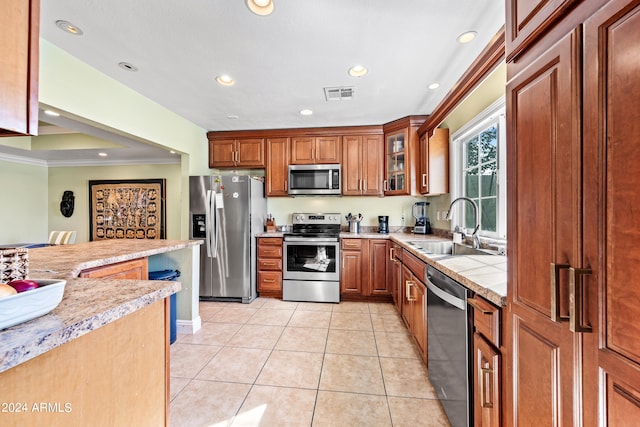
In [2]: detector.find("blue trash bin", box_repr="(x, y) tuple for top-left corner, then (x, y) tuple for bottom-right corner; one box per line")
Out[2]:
(149, 269), (180, 344)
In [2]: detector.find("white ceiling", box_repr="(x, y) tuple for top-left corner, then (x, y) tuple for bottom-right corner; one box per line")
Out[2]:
(2, 0), (505, 165)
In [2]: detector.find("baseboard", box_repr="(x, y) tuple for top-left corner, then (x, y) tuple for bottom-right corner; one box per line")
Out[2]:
(176, 316), (202, 335)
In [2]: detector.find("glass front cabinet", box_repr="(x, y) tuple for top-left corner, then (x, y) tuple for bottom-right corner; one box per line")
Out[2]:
(383, 116), (427, 196)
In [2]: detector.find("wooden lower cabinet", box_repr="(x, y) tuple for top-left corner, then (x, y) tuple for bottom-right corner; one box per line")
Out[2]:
(474, 332), (501, 427)
(401, 263), (427, 362)
(257, 237), (283, 298)
(340, 238), (391, 301)
(0, 300), (169, 426)
(388, 242), (403, 313)
(79, 257), (148, 279)
(470, 294), (502, 427)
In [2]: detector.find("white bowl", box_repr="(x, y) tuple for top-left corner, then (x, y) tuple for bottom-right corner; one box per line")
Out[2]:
(0, 279), (66, 330)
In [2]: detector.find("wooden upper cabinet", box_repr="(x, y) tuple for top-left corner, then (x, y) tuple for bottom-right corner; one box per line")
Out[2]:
(505, 0), (581, 60)
(291, 136), (341, 164)
(342, 134), (384, 196)
(0, 0), (39, 136)
(419, 128), (449, 195)
(265, 137), (290, 197)
(383, 116), (426, 196)
(208, 138), (265, 168)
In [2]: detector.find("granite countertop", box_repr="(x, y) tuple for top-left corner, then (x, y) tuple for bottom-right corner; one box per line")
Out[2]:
(390, 233), (507, 307)
(0, 239), (201, 373)
(256, 231), (506, 306)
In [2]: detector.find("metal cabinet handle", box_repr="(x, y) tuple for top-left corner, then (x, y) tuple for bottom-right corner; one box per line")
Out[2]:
(550, 263), (570, 322)
(569, 267), (593, 333)
(363, 179), (367, 191)
(422, 173), (427, 187)
(406, 281), (416, 301)
(383, 180), (388, 191)
(481, 364), (494, 408)
(285, 180), (288, 191)
(389, 247), (395, 261)
(467, 298), (493, 314)
(263, 279), (276, 283)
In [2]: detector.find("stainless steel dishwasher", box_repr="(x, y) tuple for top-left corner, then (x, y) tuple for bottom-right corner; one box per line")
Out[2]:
(426, 265), (473, 427)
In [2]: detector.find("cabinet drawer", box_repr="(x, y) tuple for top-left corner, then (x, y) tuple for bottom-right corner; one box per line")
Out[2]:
(258, 237), (283, 246)
(402, 250), (425, 280)
(258, 271), (282, 291)
(258, 258), (281, 271)
(258, 245), (282, 258)
(341, 238), (363, 250)
(469, 295), (501, 348)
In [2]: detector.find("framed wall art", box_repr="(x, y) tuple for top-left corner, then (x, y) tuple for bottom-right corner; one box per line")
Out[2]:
(88, 179), (166, 241)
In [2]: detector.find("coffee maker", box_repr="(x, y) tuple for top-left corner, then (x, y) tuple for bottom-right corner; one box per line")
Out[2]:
(412, 202), (432, 234)
(378, 216), (389, 234)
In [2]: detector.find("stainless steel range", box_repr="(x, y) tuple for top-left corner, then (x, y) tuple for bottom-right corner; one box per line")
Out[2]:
(282, 213), (341, 303)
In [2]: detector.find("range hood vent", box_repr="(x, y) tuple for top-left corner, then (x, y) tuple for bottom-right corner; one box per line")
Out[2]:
(324, 86), (355, 101)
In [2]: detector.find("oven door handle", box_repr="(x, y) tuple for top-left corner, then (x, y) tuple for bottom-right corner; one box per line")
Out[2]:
(284, 237), (339, 243)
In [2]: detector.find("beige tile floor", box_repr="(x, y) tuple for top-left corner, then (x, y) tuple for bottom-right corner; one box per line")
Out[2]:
(170, 298), (450, 427)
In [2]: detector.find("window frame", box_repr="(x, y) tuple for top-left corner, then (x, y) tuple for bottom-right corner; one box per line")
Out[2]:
(450, 97), (506, 240)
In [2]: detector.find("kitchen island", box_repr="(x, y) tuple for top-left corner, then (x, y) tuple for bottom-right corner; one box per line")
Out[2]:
(0, 239), (200, 427)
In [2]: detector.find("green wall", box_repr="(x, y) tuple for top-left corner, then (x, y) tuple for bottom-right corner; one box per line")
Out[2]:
(0, 159), (48, 244)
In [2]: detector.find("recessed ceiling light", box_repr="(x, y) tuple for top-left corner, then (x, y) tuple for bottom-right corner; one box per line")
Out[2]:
(216, 75), (235, 86)
(56, 20), (83, 36)
(227, 115), (240, 119)
(118, 62), (138, 72)
(44, 110), (60, 117)
(428, 83), (440, 90)
(169, 150), (176, 154)
(457, 31), (477, 44)
(348, 65), (368, 77)
(300, 109), (313, 116)
(246, 0), (274, 16)
(98, 152), (108, 157)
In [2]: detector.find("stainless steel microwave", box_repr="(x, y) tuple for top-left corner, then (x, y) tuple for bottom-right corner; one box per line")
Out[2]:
(288, 164), (341, 196)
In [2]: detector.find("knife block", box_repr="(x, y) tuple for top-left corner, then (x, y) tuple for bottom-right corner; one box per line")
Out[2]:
(265, 218), (276, 232)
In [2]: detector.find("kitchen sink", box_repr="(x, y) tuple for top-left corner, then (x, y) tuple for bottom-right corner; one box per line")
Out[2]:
(407, 240), (453, 254)
(408, 241), (498, 256)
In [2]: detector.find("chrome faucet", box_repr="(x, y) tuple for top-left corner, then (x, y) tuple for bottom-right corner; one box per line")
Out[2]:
(445, 197), (481, 249)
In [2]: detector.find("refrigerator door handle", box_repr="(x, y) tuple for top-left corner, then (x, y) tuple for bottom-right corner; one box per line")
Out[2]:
(206, 190), (217, 258)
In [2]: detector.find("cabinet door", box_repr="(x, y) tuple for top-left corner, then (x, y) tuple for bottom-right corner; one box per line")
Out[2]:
(388, 243), (403, 314)
(314, 136), (341, 164)
(411, 279), (427, 360)
(0, 0), (39, 135)
(419, 128), (449, 195)
(341, 135), (363, 195)
(384, 129), (409, 195)
(401, 265), (412, 328)
(505, 0), (580, 60)
(209, 139), (236, 168)
(266, 138), (290, 196)
(506, 29), (581, 426)
(361, 135), (384, 196)
(474, 333), (501, 427)
(80, 258), (149, 279)
(583, 1), (640, 424)
(290, 137), (315, 164)
(367, 240), (390, 296)
(236, 138), (265, 168)
(340, 250), (363, 295)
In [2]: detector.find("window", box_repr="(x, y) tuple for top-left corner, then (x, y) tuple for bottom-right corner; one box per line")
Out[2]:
(450, 98), (506, 240)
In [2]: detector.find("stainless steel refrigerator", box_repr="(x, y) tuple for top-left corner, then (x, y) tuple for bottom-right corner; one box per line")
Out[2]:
(189, 175), (266, 303)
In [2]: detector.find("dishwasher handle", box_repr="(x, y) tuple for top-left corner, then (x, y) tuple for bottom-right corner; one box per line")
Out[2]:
(425, 277), (466, 310)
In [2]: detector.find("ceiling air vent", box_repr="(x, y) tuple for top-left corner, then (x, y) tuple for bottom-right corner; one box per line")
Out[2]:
(324, 86), (355, 101)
